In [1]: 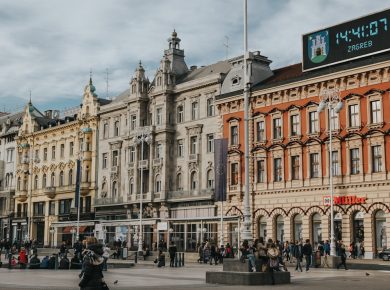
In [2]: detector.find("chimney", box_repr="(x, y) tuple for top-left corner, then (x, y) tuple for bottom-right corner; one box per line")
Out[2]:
(190, 65), (197, 71)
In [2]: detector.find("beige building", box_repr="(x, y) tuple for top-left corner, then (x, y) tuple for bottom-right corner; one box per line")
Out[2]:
(14, 80), (106, 246)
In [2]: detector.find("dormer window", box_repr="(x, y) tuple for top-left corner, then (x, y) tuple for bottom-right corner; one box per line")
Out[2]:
(231, 76), (241, 86)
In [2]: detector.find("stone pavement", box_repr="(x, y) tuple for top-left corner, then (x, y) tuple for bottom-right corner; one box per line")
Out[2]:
(0, 263), (389, 290)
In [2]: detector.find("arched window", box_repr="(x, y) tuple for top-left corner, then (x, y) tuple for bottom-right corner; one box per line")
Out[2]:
(5, 173), (9, 187)
(293, 214), (303, 242)
(114, 121), (119, 137)
(176, 173), (182, 191)
(375, 210), (386, 251)
(155, 175), (161, 192)
(177, 105), (184, 123)
(312, 213), (322, 245)
(17, 177), (21, 191)
(34, 175), (38, 189)
(112, 181), (118, 198)
(258, 216), (267, 239)
(353, 211), (365, 243)
(68, 169), (73, 185)
(190, 171), (197, 191)
(207, 169), (214, 189)
(23, 178), (28, 190)
(129, 178), (134, 195)
(275, 215), (284, 243)
(42, 174), (47, 188)
(51, 172), (55, 186)
(59, 171), (64, 186)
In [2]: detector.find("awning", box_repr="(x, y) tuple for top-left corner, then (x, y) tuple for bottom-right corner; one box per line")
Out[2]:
(62, 226), (87, 234)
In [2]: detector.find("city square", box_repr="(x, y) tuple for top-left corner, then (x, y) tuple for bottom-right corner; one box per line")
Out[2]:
(0, 0), (390, 289)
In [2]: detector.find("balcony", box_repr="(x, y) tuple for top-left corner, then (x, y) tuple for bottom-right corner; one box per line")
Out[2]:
(80, 182), (91, 196)
(94, 196), (124, 206)
(111, 166), (118, 174)
(189, 154), (198, 162)
(138, 160), (149, 169)
(153, 158), (163, 166)
(167, 189), (214, 202)
(127, 162), (135, 168)
(44, 186), (56, 199)
(15, 190), (28, 202)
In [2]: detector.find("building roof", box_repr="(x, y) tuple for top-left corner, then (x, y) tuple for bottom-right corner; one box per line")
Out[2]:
(176, 60), (231, 84)
(0, 111), (24, 137)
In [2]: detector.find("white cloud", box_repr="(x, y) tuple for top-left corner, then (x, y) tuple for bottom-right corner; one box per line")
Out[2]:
(0, 0), (388, 112)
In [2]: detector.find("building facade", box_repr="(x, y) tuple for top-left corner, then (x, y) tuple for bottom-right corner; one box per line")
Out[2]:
(14, 80), (104, 246)
(216, 52), (390, 258)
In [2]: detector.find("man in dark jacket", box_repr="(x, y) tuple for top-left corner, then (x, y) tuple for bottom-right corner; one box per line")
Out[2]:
(293, 240), (303, 272)
(337, 240), (348, 270)
(168, 242), (177, 267)
(302, 239), (312, 272)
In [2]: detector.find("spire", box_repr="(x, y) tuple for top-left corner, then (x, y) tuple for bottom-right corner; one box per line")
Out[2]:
(164, 30), (188, 76)
(28, 90), (32, 105)
(89, 68), (93, 85)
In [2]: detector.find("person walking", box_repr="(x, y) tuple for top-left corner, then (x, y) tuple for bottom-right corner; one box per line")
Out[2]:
(102, 244), (110, 271)
(18, 247), (28, 269)
(78, 237), (107, 290)
(337, 240), (348, 270)
(168, 241), (177, 267)
(293, 240), (303, 272)
(302, 239), (312, 272)
(209, 243), (218, 265)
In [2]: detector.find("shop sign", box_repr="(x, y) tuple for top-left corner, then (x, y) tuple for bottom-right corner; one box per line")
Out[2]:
(157, 222), (168, 231)
(323, 195), (367, 206)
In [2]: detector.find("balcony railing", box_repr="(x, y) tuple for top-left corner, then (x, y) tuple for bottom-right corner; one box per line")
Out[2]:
(111, 166), (118, 174)
(94, 196), (124, 206)
(189, 154), (198, 161)
(138, 160), (149, 169)
(44, 186), (56, 198)
(153, 158), (163, 166)
(15, 190), (28, 202)
(167, 189), (214, 200)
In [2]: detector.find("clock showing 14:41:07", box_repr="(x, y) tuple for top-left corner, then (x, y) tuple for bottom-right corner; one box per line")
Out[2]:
(336, 18), (388, 44)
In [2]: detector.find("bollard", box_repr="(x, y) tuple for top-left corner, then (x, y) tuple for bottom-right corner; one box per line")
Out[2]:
(178, 252), (182, 267)
(182, 252), (184, 266)
(134, 252), (138, 264)
(174, 252), (178, 267)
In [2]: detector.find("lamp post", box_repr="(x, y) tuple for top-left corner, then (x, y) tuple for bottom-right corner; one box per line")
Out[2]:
(49, 227), (55, 248)
(133, 128), (152, 255)
(317, 87), (343, 257)
(70, 227), (76, 247)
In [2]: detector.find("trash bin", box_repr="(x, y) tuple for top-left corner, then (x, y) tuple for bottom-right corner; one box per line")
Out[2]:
(122, 247), (128, 260)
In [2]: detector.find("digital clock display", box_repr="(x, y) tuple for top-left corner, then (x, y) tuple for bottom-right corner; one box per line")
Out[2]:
(302, 8), (390, 71)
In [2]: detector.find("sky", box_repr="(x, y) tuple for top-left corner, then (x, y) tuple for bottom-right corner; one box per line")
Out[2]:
(0, 0), (388, 113)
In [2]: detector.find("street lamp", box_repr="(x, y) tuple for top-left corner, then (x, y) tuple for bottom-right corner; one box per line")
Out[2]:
(70, 227), (76, 247)
(49, 227), (55, 248)
(317, 87), (343, 257)
(133, 128), (152, 255)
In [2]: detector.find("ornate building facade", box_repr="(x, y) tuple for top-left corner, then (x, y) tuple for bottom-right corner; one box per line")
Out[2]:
(216, 52), (390, 258)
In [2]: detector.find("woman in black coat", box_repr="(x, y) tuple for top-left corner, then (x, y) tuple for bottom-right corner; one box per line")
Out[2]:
(79, 237), (108, 290)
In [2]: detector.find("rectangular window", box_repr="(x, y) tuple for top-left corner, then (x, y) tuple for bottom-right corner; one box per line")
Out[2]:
(273, 118), (282, 139)
(69, 142), (74, 156)
(51, 146), (56, 160)
(349, 104), (359, 127)
(43, 148), (48, 161)
(59, 199), (72, 215)
(85, 196), (91, 213)
(370, 100), (381, 124)
(60, 144), (65, 158)
(178, 140), (184, 157)
(310, 153), (319, 178)
(207, 98), (214, 117)
(156, 108), (162, 125)
(190, 136), (197, 154)
(230, 125), (238, 145)
(33, 202), (45, 216)
(290, 114), (299, 136)
(256, 121), (265, 142)
(103, 123), (109, 138)
(331, 151), (339, 176)
(49, 201), (55, 215)
(291, 155), (300, 180)
(177, 106), (184, 123)
(112, 150), (118, 166)
(131, 115), (137, 130)
(207, 134), (214, 153)
(231, 163), (239, 185)
(257, 160), (265, 183)
(156, 143), (163, 159)
(330, 108), (339, 131)
(309, 111), (318, 134)
(273, 158), (282, 182)
(129, 146), (135, 163)
(350, 148), (360, 175)
(372, 145), (382, 173)
(6, 149), (14, 162)
(191, 102), (198, 120)
(102, 153), (108, 169)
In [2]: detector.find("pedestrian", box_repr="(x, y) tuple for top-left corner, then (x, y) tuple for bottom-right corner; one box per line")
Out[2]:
(102, 244), (110, 271)
(293, 240), (303, 272)
(240, 240), (256, 272)
(209, 243), (218, 265)
(157, 250), (165, 267)
(219, 244), (225, 264)
(168, 241), (177, 267)
(59, 241), (67, 258)
(337, 240), (348, 270)
(197, 242), (203, 263)
(18, 247), (28, 269)
(78, 236), (108, 290)
(225, 243), (233, 258)
(302, 239), (312, 272)
(256, 237), (268, 272)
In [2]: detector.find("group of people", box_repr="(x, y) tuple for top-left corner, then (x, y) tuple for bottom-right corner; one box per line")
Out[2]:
(197, 241), (234, 265)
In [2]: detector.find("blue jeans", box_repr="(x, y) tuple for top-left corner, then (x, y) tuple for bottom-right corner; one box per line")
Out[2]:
(247, 254), (256, 272)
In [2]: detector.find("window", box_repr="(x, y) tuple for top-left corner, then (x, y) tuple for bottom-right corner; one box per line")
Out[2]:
(129, 178), (134, 195)
(129, 147), (135, 163)
(331, 151), (339, 176)
(290, 114), (300, 136)
(256, 121), (265, 142)
(85, 196), (91, 213)
(191, 102), (198, 120)
(33, 202), (45, 216)
(59, 171), (64, 186)
(330, 108), (339, 131)
(310, 153), (319, 178)
(69, 142), (74, 156)
(231, 163), (239, 185)
(177, 106), (184, 123)
(372, 145), (382, 173)
(60, 144), (65, 158)
(349, 104), (359, 127)
(59, 199), (72, 215)
(112, 150), (118, 166)
(42, 174), (47, 188)
(177, 140), (184, 157)
(102, 153), (108, 169)
(49, 201), (55, 215)
(68, 169), (73, 185)
(6, 149), (14, 162)
(257, 160), (265, 183)
(190, 136), (197, 154)
(273, 118), (282, 139)
(155, 175), (162, 192)
(273, 158), (282, 182)
(103, 123), (109, 138)
(43, 148), (48, 161)
(156, 108), (162, 125)
(207, 170), (214, 189)
(308, 111), (318, 134)
(114, 121), (119, 137)
(370, 100), (381, 124)
(207, 134), (214, 153)
(131, 115), (137, 130)
(291, 156), (300, 180)
(190, 172), (198, 190)
(230, 125), (238, 145)
(176, 173), (183, 190)
(51, 172), (55, 186)
(51, 146), (56, 160)
(207, 98), (214, 117)
(17, 177), (21, 191)
(350, 148), (360, 175)
(112, 181), (118, 198)
(156, 143), (163, 159)
(34, 175), (38, 189)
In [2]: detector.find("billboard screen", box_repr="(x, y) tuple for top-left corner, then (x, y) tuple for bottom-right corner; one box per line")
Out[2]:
(302, 9), (390, 71)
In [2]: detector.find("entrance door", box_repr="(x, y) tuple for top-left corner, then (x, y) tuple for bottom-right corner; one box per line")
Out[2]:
(36, 222), (45, 245)
(353, 211), (364, 242)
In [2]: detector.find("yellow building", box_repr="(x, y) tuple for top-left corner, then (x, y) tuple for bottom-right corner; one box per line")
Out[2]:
(13, 79), (106, 246)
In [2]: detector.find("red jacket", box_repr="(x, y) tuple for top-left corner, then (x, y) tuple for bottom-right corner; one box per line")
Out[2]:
(18, 250), (28, 264)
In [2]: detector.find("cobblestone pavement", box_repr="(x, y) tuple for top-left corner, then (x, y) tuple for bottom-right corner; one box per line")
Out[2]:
(0, 264), (388, 290)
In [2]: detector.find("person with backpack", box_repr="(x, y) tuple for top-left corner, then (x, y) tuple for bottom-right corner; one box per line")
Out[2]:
(302, 239), (313, 272)
(293, 240), (303, 272)
(168, 241), (177, 267)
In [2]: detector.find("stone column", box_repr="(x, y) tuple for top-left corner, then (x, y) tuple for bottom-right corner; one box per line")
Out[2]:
(364, 214), (373, 259)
